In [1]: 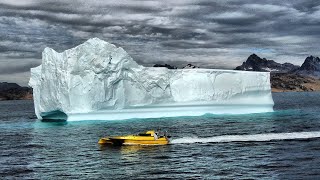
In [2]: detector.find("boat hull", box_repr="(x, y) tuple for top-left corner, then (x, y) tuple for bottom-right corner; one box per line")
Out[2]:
(98, 136), (169, 145)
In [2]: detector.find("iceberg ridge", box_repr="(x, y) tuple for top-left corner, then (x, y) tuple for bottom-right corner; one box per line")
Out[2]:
(29, 38), (274, 121)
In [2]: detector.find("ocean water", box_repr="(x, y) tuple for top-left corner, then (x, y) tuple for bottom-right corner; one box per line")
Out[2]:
(1, 92), (320, 179)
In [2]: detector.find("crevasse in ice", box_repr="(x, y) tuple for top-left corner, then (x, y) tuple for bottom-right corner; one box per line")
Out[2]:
(29, 38), (274, 121)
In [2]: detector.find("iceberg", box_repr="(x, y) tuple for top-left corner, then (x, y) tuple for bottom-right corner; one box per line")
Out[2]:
(29, 38), (274, 121)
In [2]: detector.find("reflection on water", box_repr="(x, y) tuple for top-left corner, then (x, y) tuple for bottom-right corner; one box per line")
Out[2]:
(99, 144), (169, 155)
(34, 120), (68, 128)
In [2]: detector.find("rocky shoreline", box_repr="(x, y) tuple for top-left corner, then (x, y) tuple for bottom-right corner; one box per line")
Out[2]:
(271, 73), (320, 92)
(0, 82), (33, 100)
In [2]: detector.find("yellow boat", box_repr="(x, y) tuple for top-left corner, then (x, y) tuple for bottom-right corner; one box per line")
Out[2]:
(98, 130), (170, 145)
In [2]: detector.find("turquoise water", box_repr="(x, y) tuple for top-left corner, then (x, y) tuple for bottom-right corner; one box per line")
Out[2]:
(1, 92), (320, 179)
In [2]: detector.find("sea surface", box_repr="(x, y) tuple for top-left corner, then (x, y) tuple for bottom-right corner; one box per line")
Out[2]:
(1, 92), (320, 179)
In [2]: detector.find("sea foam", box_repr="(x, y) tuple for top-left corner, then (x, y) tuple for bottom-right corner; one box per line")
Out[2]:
(171, 131), (320, 144)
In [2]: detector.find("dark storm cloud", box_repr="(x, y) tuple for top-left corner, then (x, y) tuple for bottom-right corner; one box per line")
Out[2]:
(292, 0), (320, 12)
(0, 0), (320, 85)
(0, 61), (40, 75)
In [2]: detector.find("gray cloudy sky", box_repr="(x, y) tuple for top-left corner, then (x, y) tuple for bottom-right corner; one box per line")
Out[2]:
(0, 0), (319, 86)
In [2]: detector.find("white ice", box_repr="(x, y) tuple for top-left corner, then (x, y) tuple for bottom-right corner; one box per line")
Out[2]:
(29, 38), (274, 121)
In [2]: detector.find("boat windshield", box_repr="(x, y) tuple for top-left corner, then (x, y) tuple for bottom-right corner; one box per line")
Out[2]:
(138, 133), (152, 136)
(137, 130), (168, 137)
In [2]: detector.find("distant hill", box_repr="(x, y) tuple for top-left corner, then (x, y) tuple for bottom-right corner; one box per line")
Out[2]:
(0, 82), (33, 100)
(153, 63), (200, 69)
(183, 64), (199, 69)
(294, 56), (320, 78)
(271, 73), (320, 92)
(234, 54), (299, 73)
(234, 54), (320, 92)
(153, 64), (177, 69)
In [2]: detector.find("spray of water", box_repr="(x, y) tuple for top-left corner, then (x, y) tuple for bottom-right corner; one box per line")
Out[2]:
(171, 131), (320, 144)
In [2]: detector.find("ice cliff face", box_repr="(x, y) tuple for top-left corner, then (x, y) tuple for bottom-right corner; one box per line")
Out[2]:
(29, 38), (274, 121)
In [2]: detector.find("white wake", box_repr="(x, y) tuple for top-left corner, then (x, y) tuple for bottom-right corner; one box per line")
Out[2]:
(171, 131), (320, 144)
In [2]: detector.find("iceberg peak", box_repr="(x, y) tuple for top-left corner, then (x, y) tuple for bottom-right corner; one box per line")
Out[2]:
(29, 38), (274, 121)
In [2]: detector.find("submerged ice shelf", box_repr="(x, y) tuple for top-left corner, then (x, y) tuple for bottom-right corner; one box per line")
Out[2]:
(29, 38), (274, 121)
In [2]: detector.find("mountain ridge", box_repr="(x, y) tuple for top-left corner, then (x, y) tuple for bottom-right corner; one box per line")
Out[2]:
(294, 56), (320, 78)
(234, 54), (299, 73)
